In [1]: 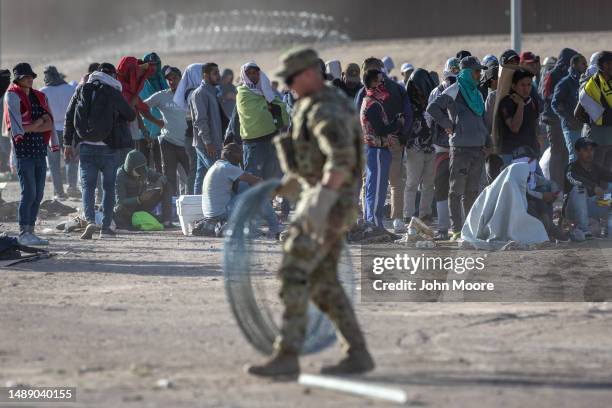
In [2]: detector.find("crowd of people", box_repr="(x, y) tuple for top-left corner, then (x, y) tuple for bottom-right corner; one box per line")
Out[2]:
(1, 45), (612, 246)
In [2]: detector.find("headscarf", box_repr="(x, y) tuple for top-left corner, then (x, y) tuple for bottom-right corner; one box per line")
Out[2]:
(457, 68), (484, 116)
(43, 65), (67, 87)
(365, 82), (390, 102)
(116, 56), (155, 112)
(173, 63), (204, 109)
(240, 62), (276, 103)
(142, 52), (168, 93)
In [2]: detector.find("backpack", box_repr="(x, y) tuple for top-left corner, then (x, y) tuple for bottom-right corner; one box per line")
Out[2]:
(74, 82), (114, 143)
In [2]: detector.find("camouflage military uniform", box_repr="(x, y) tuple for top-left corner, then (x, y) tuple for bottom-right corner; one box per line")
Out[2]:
(274, 84), (367, 355)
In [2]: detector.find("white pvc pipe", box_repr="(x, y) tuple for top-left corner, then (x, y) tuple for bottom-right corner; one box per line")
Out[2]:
(298, 374), (408, 404)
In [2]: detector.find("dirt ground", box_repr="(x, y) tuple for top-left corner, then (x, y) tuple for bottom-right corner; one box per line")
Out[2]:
(2, 32), (612, 407)
(0, 176), (612, 408)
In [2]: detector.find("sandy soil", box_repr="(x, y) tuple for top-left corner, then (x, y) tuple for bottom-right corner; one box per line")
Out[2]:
(2, 32), (612, 407)
(21, 30), (612, 85)
(0, 177), (611, 408)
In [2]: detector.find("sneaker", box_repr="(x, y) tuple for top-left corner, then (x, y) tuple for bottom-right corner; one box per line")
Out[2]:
(54, 192), (68, 200)
(80, 223), (100, 240)
(433, 230), (449, 241)
(99, 228), (116, 239)
(162, 221), (177, 229)
(18, 232), (39, 246)
(66, 187), (82, 199)
(393, 218), (406, 234)
(30, 233), (49, 246)
(450, 231), (462, 241)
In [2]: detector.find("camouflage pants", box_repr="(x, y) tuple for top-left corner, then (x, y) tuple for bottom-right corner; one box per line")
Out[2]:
(275, 226), (367, 355)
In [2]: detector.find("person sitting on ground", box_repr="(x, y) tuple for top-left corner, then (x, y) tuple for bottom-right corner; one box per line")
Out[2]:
(114, 149), (172, 230)
(564, 137), (612, 241)
(201, 143), (280, 238)
(511, 146), (566, 241)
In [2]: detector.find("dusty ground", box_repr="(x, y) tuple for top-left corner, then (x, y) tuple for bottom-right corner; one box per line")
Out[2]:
(0, 177), (612, 408)
(2, 33), (612, 407)
(11, 30), (612, 86)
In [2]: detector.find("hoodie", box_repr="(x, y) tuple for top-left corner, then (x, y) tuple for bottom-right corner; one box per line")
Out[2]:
(551, 67), (582, 131)
(406, 69), (436, 151)
(541, 48), (578, 120)
(140, 52), (168, 138)
(115, 150), (163, 209)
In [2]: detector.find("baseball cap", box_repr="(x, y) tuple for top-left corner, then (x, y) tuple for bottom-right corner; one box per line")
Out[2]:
(98, 63), (117, 76)
(400, 63), (414, 74)
(520, 51), (539, 64)
(456, 50), (472, 60)
(460, 56), (487, 71)
(574, 137), (598, 151)
(500, 49), (520, 65)
(163, 66), (181, 78)
(275, 48), (320, 81)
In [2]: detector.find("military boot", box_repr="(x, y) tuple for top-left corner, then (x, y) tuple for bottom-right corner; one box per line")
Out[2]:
(246, 351), (299, 378)
(320, 348), (375, 375)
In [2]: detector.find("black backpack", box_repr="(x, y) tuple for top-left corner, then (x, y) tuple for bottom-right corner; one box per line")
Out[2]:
(74, 81), (114, 143)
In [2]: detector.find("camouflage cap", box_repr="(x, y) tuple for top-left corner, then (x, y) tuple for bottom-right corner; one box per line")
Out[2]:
(275, 48), (320, 79)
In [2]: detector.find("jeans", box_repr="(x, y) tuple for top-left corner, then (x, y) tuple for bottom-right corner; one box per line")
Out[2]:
(545, 119), (568, 190)
(135, 138), (162, 173)
(242, 137), (280, 179)
(562, 128), (582, 163)
(227, 181), (280, 234)
(565, 186), (610, 233)
(160, 139), (191, 196)
(365, 146), (391, 228)
(434, 151), (450, 232)
(403, 148), (435, 219)
(194, 147), (216, 195)
(449, 146), (484, 233)
(80, 144), (119, 229)
(47, 130), (79, 193)
(16, 157), (47, 228)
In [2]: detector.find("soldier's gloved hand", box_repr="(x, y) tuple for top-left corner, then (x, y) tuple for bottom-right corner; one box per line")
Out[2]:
(293, 184), (339, 244)
(274, 175), (301, 201)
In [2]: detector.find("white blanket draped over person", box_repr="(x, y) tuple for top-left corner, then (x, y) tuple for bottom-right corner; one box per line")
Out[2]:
(461, 162), (549, 249)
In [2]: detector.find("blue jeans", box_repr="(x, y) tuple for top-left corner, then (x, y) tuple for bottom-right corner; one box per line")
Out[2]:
(80, 144), (119, 229)
(16, 157), (47, 228)
(47, 130), (79, 193)
(225, 181), (280, 234)
(562, 128), (582, 163)
(365, 146), (391, 228)
(194, 147), (216, 195)
(243, 138), (280, 179)
(565, 186), (610, 233)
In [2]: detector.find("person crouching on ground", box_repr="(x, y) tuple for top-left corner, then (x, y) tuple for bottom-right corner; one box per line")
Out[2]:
(113, 150), (172, 230)
(361, 69), (404, 229)
(564, 137), (612, 241)
(201, 143), (279, 236)
(4, 63), (58, 245)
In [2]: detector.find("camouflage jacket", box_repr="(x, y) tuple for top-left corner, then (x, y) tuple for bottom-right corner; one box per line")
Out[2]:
(275, 85), (363, 229)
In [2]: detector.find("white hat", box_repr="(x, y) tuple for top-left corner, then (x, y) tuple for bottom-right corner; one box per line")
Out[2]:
(400, 63), (414, 74)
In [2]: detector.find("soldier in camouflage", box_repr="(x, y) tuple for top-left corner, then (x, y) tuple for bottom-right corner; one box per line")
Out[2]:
(247, 48), (375, 378)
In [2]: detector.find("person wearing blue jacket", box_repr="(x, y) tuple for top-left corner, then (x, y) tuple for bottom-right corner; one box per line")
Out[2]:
(551, 54), (587, 163)
(355, 57), (413, 230)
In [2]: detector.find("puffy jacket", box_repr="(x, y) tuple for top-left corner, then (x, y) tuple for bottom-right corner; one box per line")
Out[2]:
(426, 83), (490, 148)
(541, 48), (578, 121)
(64, 82), (135, 149)
(552, 68), (582, 131)
(115, 150), (163, 209)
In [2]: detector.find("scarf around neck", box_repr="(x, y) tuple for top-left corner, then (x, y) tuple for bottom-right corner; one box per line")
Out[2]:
(457, 68), (484, 116)
(240, 62), (276, 103)
(365, 83), (390, 102)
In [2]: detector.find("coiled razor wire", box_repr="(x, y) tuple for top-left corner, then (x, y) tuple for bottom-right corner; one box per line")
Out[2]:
(223, 179), (355, 355)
